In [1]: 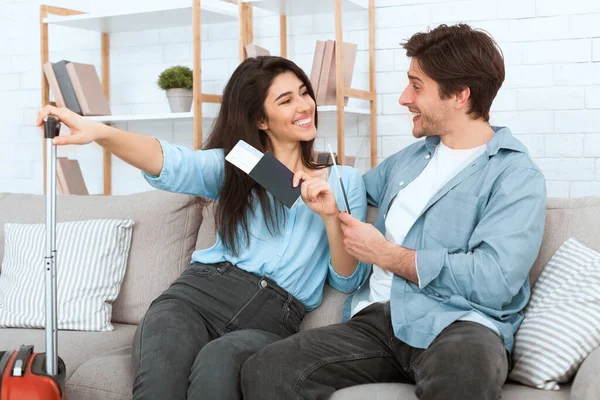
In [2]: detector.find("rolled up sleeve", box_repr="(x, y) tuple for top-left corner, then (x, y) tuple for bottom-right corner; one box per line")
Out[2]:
(328, 261), (368, 293)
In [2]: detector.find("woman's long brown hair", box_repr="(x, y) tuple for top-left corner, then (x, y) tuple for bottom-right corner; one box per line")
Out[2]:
(201, 56), (325, 256)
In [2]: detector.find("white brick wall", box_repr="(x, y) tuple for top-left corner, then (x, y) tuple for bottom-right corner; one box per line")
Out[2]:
(1, 0), (600, 198)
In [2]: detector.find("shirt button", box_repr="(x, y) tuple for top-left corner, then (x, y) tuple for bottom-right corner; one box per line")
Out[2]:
(399, 181), (404, 186)
(435, 293), (440, 297)
(425, 153), (431, 160)
(260, 280), (268, 288)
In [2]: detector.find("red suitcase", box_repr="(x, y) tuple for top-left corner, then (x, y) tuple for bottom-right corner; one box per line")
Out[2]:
(0, 115), (67, 400)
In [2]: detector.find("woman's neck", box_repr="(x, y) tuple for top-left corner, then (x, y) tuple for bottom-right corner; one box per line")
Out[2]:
(270, 141), (304, 172)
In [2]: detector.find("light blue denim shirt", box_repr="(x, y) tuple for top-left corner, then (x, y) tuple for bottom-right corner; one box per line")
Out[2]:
(342, 127), (547, 352)
(143, 139), (368, 311)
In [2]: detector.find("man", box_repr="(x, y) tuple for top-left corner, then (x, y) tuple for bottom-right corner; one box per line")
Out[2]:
(241, 23), (547, 400)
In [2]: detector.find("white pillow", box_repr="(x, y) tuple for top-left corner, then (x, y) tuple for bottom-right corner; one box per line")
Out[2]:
(0, 219), (134, 331)
(509, 237), (600, 390)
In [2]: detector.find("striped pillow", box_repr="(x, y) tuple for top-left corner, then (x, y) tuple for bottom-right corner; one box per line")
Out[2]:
(509, 237), (600, 390)
(0, 219), (134, 331)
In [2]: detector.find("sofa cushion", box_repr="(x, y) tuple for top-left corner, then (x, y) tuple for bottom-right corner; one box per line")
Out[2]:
(509, 238), (600, 390)
(1, 219), (134, 331)
(0, 323), (136, 381)
(0, 191), (203, 325)
(571, 346), (600, 400)
(330, 382), (571, 399)
(530, 197), (600, 286)
(195, 201), (217, 250)
(300, 284), (348, 331)
(66, 346), (132, 400)
(61, 346), (572, 400)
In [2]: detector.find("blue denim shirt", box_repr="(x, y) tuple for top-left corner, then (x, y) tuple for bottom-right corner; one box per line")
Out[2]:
(342, 127), (547, 352)
(143, 139), (368, 311)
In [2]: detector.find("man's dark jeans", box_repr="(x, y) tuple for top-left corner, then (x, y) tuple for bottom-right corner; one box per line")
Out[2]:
(131, 261), (305, 400)
(242, 302), (509, 400)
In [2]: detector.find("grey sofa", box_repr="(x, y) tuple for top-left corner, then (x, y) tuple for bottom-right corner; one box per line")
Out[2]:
(0, 190), (599, 400)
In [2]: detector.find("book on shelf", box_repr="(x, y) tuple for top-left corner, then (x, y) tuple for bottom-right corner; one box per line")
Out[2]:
(315, 40), (335, 105)
(42, 62), (66, 108)
(313, 151), (356, 167)
(245, 43), (271, 58)
(324, 41), (357, 106)
(45, 61), (110, 116)
(309, 40), (326, 95)
(57, 158), (89, 195)
(52, 60), (82, 115)
(310, 40), (358, 107)
(66, 62), (111, 116)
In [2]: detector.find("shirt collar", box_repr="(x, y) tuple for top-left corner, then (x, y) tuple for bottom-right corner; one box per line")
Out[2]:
(424, 126), (528, 156)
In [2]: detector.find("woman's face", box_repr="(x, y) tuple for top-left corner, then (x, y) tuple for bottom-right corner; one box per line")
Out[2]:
(258, 71), (317, 145)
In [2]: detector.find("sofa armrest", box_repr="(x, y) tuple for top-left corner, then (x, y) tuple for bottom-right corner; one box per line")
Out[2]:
(571, 346), (600, 400)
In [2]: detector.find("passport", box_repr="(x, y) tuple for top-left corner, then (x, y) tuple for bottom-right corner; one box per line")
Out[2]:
(226, 140), (302, 208)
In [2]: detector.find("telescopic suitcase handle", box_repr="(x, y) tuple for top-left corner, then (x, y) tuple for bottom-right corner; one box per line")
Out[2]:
(43, 115), (60, 377)
(44, 115), (61, 140)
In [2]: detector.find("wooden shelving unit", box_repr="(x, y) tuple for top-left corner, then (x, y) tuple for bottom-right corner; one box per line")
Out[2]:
(242, 0), (377, 167)
(39, 1), (245, 195)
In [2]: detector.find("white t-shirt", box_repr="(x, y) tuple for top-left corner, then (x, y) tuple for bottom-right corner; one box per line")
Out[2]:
(352, 141), (499, 335)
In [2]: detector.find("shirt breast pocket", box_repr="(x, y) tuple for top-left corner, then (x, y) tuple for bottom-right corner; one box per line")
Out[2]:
(423, 191), (482, 252)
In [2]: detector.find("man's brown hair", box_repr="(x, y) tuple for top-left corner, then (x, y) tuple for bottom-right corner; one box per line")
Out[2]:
(402, 24), (504, 122)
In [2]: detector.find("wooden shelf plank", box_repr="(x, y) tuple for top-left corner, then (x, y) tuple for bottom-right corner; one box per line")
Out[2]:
(84, 105), (368, 123)
(85, 106), (369, 122)
(86, 112), (197, 123)
(318, 105), (369, 115)
(242, 0), (367, 16)
(44, 1), (238, 33)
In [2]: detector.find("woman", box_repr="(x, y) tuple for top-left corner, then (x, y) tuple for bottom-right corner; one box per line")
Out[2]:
(36, 56), (367, 400)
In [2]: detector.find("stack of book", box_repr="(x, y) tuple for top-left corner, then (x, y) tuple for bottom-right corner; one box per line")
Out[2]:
(43, 60), (111, 116)
(309, 40), (357, 106)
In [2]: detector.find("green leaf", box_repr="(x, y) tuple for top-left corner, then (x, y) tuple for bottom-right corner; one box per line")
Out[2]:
(157, 65), (193, 90)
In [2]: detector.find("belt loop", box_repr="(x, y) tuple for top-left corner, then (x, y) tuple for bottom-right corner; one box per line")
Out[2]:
(217, 262), (231, 274)
(283, 293), (292, 312)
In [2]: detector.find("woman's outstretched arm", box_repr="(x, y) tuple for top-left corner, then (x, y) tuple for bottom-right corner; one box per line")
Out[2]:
(37, 105), (163, 176)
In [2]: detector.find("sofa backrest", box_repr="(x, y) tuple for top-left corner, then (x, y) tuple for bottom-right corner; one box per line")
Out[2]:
(0, 191), (203, 325)
(530, 197), (600, 286)
(2, 191), (597, 330)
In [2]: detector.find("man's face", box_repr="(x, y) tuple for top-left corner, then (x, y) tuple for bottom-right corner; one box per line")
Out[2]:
(399, 59), (454, 138)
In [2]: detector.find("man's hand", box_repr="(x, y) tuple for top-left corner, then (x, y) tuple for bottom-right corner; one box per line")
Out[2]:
(338, 212), (418, 284)
(338, 212), (387, 265)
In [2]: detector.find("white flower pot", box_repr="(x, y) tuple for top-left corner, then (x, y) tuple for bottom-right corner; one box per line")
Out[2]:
(166, 88), (193, 113)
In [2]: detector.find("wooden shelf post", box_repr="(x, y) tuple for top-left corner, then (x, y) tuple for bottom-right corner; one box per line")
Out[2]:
(369, 0), (377, 168)
(239, 2), (253, 60)
(101, 33), (112, 194)
(193, 0), (203, 150)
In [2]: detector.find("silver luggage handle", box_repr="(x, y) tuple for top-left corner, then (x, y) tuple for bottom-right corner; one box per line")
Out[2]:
(43, 115), (60, 376)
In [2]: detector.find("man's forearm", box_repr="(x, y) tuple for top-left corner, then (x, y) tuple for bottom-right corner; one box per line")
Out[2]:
(323, 213), (359, 277)
(377, 242), (418, 284)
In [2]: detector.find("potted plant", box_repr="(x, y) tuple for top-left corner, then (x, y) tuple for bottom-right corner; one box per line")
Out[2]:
(157, 65), (193, 113)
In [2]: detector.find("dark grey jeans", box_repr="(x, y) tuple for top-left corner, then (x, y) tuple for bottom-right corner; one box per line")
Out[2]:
(242, 302), (509, 400)
(131, 261), (305, 400)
